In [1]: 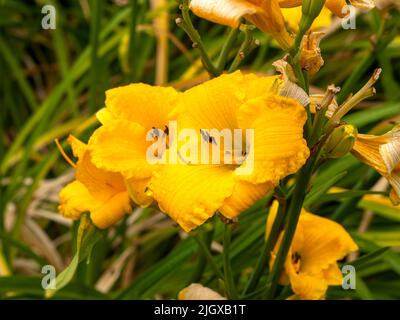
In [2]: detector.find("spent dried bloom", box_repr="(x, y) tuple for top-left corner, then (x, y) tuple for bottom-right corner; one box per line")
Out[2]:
(352, 125), (400, 205)
(178, 283), (226, 300)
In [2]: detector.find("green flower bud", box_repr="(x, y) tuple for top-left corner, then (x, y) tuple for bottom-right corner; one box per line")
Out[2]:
(298, 0), (326, 34)
(323, 124), (358, 159)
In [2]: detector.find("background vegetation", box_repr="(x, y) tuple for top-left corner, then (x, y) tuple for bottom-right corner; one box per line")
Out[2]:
(0, 0), (399, 299)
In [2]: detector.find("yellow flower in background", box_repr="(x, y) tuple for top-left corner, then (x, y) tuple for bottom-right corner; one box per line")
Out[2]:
(189, 0), (294, 50)
(58, 135), (131, 229)
(149, 72), (309, 232)
(282, 6), (332, 32)
(266, 201), (358, 300)
(279, 0), (375, 17)
(352, 126), (400, 205)
(178, 283), (226, 300)
(88, 83), (180, 207)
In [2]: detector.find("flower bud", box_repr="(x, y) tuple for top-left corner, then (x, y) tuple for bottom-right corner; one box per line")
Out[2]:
(298, 0), (326, 34)
(323, 124), (358, 159)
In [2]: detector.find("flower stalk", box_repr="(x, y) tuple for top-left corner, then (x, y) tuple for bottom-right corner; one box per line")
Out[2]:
(264, 154), (317, 298)
(242, 200), (286, 296)
(177, 0), (219, 76)
(193, 231), (224, 280)
(223, 223), (238, 299)
(217, 27), (240, 74)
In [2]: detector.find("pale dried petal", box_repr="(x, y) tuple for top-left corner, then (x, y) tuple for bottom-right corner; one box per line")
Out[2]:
(350, 0), (376, 10)
(380, 135), (400, 174)
(178, 283), (227, 300)
(273, 58), (310, 106)
(189, 0), (259, 28)
(310, 94), (338, 118)
(300, 32), (325, 75)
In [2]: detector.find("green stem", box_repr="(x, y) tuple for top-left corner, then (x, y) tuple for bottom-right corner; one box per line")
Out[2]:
(290, 57), (312, 141)
(264, 155), (317, 299)
(193, 232), (224, 280)
(179, 1), (219, 76)
(216, 27), (239, 74)
(242, 202), (286, 296)
(191, 224), (215, 283)
(223, 223), (237, 299)
(228, 25), (253, 73)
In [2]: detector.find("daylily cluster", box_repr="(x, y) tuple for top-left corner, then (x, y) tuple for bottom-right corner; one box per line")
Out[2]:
(59, 71), (309, 232)
(54, 0), (399, 301)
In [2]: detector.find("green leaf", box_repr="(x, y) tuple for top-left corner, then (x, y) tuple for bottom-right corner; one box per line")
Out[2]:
(304, 171), (347, 208)
(45, 214), (102, 298)
(351, 247), (390, 270)
(358, 199), (400, 222)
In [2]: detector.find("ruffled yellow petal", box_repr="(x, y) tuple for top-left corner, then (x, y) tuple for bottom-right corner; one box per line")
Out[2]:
(125, 177), (153, 207)
(58, 181), (96, 220)
(91, 191), (132, 229)
(149, 164), (235, 232)
(176, 72), (243, 130)
(241, 72), (282, 98)
(266, 201), (358, 300)
(58, 136), (131, 228)
(88, 119), (153, 180)
(297, 212), (359, 274)
(289, 272), (328, 300)
(176, 71), (282, 131)
(103, 83), (178, 131)
(323, 263), (343, 285)
(220, 181), (273, 219)
(236, 95), (309, 184)
(75, 148), (127, 202)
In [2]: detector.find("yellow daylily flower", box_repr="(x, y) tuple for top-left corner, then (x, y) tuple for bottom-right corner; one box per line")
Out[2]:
(189, 0), (294, 50)
(351, 126), (400, 205)
(88, 83), (180, 207)
(266, 201), (358, 300)
(178, 283), (227, 300)
(58, 135), (132, 229)
(149, 71), (309, 232)
(279, 0), (375, 18)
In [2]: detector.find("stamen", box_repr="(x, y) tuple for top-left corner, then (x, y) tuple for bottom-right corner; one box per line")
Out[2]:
(55, 138), (76, 168)
(200, 129), (217, 145)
